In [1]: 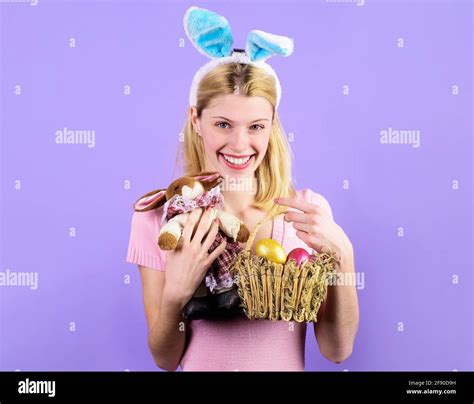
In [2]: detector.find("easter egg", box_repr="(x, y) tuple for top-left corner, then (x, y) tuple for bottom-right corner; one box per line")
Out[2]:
(255, 238), (287, 264)
(286, 248), (311, 266)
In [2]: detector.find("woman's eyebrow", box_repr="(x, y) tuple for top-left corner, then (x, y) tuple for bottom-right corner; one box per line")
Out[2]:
(211, 116), (270, 123)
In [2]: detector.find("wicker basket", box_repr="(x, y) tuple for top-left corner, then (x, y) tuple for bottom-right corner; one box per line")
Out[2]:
(229, 211), (340, 323)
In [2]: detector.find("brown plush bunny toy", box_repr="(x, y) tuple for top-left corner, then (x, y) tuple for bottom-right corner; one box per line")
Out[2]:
(133, 171), (250, 320)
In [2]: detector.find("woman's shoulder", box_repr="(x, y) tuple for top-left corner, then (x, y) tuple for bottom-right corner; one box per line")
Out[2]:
(131, 205), (164, 218)
(130, 205), (165, 234)
(295, 188), (333, 220)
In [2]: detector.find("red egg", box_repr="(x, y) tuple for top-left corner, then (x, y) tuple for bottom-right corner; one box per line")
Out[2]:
(286, 248), (311, 266)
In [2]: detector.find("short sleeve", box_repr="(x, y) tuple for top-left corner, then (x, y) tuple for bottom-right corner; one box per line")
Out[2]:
(126, 209), (167, 271)
(301, 188), (334, 221)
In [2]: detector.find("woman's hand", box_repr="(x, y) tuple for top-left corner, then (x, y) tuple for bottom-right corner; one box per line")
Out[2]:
(162, 207), (226, 309)
(274, 196), (353, 263)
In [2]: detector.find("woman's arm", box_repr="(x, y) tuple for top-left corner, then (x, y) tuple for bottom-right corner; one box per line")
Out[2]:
(137, 209), (227, 371)
(314, 245), (359, 363)
(139, 265), (187, 372)
(274, 193), (360, 364)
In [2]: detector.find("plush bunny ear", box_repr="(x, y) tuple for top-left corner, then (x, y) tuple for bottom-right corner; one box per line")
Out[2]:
(192, 171), (224, 190)
(245, 30), (294, 62)
(183, 6), (234, 59)
(133, 189), (167, 212)
(193, 171), (221, 182)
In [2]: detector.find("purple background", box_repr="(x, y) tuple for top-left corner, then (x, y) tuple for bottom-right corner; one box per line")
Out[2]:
(1, 0), (472, 371)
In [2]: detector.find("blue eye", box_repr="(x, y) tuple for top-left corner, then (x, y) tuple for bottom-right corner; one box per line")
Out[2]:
(216, 122), (231, 129)
(250, 124), (264, 131)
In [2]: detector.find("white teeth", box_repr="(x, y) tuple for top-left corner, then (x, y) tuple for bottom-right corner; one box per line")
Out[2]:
(222, 154), (252, 165)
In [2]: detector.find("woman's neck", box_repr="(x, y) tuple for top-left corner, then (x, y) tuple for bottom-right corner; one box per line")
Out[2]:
(220, 176), (258, 218)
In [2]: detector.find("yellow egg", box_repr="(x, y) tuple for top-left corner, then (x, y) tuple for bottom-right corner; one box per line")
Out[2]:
(255, 238), (287, 264)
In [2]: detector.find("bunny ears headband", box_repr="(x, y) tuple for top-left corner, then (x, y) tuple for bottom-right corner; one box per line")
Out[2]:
(184, 6), (294, 109)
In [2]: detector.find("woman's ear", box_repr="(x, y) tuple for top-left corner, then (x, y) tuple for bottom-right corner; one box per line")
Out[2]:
(190, 106), (201, 135)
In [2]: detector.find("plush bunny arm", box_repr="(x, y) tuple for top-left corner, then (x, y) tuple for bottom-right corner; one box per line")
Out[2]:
(160, 212), (189, 240)
(213, 210), (242, 241)
(160, 208), (215, 246)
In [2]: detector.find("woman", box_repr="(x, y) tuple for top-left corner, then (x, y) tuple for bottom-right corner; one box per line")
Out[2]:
(126, 7), (359, 371)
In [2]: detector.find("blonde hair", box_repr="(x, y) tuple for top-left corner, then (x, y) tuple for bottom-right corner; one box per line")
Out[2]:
(174, 62), (296, 217)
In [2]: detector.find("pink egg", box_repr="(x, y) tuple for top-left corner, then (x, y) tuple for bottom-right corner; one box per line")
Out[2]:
(286, 248), (311, 266)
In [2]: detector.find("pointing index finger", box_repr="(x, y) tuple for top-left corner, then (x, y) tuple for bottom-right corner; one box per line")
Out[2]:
(274, 197), (316, 214)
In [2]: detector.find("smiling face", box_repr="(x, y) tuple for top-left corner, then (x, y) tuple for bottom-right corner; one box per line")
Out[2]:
(191, 93), (273, 178)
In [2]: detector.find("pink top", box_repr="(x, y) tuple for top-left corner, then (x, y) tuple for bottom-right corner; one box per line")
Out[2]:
(126, 188), (329, 371)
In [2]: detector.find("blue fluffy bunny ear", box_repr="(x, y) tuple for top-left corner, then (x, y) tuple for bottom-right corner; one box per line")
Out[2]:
(246, 30), (294, 62)
(183, 6), (234, 59)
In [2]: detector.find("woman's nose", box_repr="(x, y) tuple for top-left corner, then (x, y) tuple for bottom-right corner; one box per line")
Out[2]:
(229, 127), (250, 150)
